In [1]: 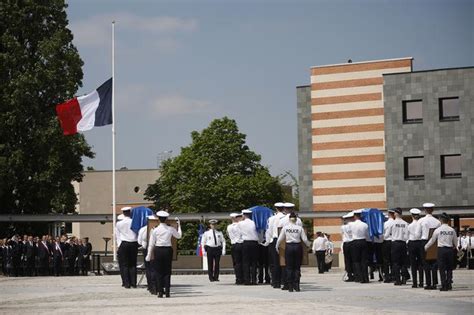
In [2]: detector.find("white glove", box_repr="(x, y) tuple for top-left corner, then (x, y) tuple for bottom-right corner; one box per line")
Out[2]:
(175, 217), (180, 224)
(145, 254), (151, 262)
(222, 250), (225, 256)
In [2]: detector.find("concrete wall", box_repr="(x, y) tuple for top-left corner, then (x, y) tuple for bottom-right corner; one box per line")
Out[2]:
(383, 67), (474, 208)
(297, 85), (313, 212)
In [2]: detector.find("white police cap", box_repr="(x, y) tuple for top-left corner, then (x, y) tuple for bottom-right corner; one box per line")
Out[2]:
(209, 219), (218, 224)
(229, 213), (239, 218)
(156, 210), (169, 218)
(121, 206), (132, 212)
(342, 212), (354, 219)
(274, 202), (285, 208)
(242, 209), (252, 214)
(283, 202), (295, 208)
(353, 209), (364, 214)
(423, 203), (435, 208)
(410, 208), (421, 215)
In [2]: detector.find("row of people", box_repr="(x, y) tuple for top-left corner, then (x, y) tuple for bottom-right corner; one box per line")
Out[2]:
(0, 234), (92, 277)
(341, 203), (460, 291)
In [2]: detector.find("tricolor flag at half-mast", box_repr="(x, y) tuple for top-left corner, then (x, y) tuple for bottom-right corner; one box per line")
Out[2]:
(56, 78), (112, 135)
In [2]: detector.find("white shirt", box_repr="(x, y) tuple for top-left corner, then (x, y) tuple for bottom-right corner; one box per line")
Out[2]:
(237, 218), (259, 241)
(312, 236), (327, 251)
(419, 214), (441, 240)
(277, 213), (303, 229)
(341, 224), (352, 243)
(326, 240), (334, 254)
(386, 217), (408, 241)
(349, 219), (369, 241)
(148, 223), (182, 247)
(265, 212), (286, 241)
(424, 224), (458, 249)
(201, 229), (226, 250)
(138, 226), (148, 248)
(276, 223), (311, 250)
(115, 217), (137, 245)
(227, 223), (243, 244)
(408, 219), (422, 241)
(383, 218), (395, 241)
(459, 236), (468, 250)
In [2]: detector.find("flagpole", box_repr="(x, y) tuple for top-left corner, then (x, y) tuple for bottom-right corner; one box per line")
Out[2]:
(111, 21), (117, 262)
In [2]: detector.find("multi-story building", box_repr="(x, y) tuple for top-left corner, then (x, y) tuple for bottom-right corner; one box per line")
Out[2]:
(297, 59), (474, 266)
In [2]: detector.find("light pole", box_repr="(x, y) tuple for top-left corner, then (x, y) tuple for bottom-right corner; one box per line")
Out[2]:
(157, 150), (173, 168)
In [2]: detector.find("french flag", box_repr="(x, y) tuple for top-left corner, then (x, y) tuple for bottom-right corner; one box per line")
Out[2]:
(56, 78), (112, 135)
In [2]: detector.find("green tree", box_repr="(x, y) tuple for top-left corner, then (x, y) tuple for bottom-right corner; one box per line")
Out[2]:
(0, 0), (93, 219)
(145, 117), (283, 249)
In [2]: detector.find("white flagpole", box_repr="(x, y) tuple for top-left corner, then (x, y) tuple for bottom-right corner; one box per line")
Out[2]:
(112, 21), (117, 262)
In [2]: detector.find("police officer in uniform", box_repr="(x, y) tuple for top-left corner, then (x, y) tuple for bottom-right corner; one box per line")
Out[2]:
(382, 209), (395, 282)
(237, 209), (259, 285)
(138, 215), (156, 294)
(202, 219), (226, 282)
(115, 207), (139, 288)
(227, 213), (244, 284)
(424, 213), (458, 291)
(385, 208), (408, 285)
(276, 212), (311, 292)
(146, 211), (182, 298)
(419, 202), (441, 290)
(349, 209), (369, 283)
(407, 208), (423, 288)
(341, 212), (354, 281)
(263, 202), (286, 288)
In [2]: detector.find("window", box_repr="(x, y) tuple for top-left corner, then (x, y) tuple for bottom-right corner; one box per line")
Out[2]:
(402, 100), (422, 123)
(404, 156), (424, 180)
(441, 154), (461, 178)
(439, 97), (460, 121)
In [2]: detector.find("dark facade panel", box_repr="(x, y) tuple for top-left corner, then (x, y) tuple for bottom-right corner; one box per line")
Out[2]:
(297, 86), (313, 211)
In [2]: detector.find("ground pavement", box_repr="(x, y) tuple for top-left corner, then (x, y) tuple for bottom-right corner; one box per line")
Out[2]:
(0, 268), (473, 314)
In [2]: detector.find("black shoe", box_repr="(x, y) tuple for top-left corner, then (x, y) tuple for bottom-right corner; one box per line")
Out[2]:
(383, 280), (391, 283)
(412, 284), (418, 288)
(124, 285), (131, 289)
(165, 292), (170, 298)
(281, 285), (289, 290)
(439, 287), (448, 291)
(158, 292), (163, 298)
(394, 282), (402, 286)
(131, 285), (137, 288)
(288, 288), (294, 292)
(295, 284), (300, 292)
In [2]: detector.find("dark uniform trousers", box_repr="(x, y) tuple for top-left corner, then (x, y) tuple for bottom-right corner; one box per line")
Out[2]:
(153, 246), (173, 294)
(231, 243), (243, 284)
(118, 241), (138, 287)
(438, 247), (454, 289)
(315, 250), (326, 274)
(408, 240), (424, 286)
(382, 240), (392, 281)
(421, 240), (438, 287)
(285, 243), (302, 290)
(257, 244), (270, 283)
(343, 242), (354, 279)
(351, 239), (369, 283)
(143, 248), (155, 291)
(205, 246), (222, 281)
(270, 238), (282, 287)
(242, 240), (258, 284)
(391, 241), (408, 284)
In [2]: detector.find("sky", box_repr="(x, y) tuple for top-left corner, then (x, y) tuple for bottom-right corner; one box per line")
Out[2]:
(66, 0), (474, 177)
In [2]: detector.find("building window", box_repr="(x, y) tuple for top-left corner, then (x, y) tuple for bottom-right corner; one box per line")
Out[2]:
(439, 97), (460, 121)
(402, 100), (422, 123)
(404, 156), (424, 180)
(441, 154), (461, 178)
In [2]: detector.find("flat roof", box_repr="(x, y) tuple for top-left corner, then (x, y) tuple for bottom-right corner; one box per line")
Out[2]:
(296, 85), (311, 88)
(311, 57), (413, 69)
(384, 65), (474, 76)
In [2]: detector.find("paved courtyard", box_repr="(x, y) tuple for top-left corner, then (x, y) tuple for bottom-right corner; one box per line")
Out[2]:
(0, 268), (473, 314)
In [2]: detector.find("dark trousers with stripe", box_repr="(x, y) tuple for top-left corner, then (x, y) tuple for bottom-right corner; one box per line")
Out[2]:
(422, 240), (438, 287)
(343, 242), (354, 279)
(315, 251), (326, 274)
(391, 241), (408, 284)
(143, 248), (155, 291)
(231, 243), (243, 284)
(257, 244), (270, 283)
(351, 239), (368, 282)
(153, 246), (173, 293)
(382, 240), (392, 281)
(285, 243), (302, 289)
(242, 240), (258, 284)
(270, 238), (282, 286)
(206, 246), (222, 281)
(118, 241), (138, 287)
(408, 240), (424, 286)
(438, 247), (454, 289)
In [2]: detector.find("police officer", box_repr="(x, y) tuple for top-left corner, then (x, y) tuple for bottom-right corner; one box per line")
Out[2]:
(385, 208), (408, 285)
(407, 208), (423, 288)
(202, 219), (226, 282)
(263, 202), (286, 288)
(138, 215), (156, 294)
(349, 209), (369, 283)
(382, 209), (395, 282)
(146, 210), (182, 298)
(115, 207), (138, 289)
(419, 202), (441, 290)
(341, 212), (354, 282)
(237, 209), (259, 285)
(424, 213), (458, 291)
(276, 212), (311, 292)
(227, 213), (244, 284)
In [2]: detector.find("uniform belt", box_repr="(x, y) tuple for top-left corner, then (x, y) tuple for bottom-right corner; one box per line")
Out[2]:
(393, 240), (405, 243)
(121, 241), (138, 243)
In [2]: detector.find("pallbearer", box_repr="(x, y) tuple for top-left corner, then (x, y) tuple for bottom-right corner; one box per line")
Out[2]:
(276, 212), (311, 292)
(349, 209), (369, 283)
(385, 208), (408, 285)
(263, 202), (286, 288)
(138, 215), (156, 294)
(237, 209), (259, 285)
(341, 212), (354, 282)
(424, 213), (458, 291)
(146, 211), (182, 298)
(407, 208), (423, 288)
(419, 202), (441, 290)
(227, 213), (244, 284)
(115, 207), (138, 288)
(202, 219), (226, 282)
(382, 209), (395, 283)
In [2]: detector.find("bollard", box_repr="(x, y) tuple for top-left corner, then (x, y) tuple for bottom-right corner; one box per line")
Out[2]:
(96, 254), (101, 275)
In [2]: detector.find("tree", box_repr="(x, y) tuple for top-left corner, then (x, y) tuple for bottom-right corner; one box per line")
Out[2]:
(145, 117), (283, 249)
(0, 0), (93, 218)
